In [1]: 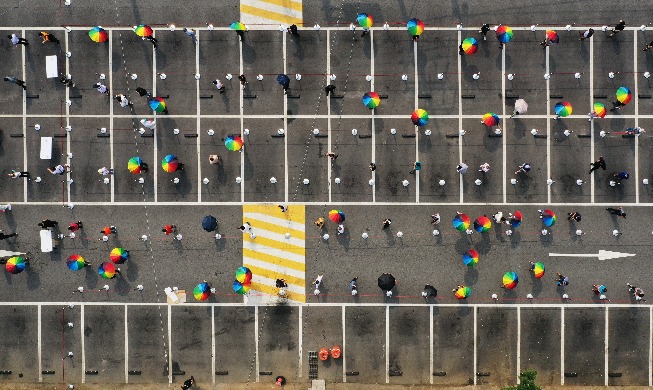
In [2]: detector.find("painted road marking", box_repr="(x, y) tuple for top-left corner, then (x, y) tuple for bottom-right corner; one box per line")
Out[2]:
(243, 204), (306, 303)
(241, 0), (303, 26)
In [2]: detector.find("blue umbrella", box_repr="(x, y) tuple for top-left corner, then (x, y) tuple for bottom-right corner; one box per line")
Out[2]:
(276, 74), (290, 88)
(202, 215), (218, 232)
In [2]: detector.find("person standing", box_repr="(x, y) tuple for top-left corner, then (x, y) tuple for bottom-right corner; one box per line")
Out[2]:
(93, 83), (109, 95)
(515, 162), (531, 175)
(337, 224), (345, 235)
(98, 167), (114, 175)
(143, 35), (157, 49)
(278, 204), (287, 212)
(325, 84), (336, 96)
(212, 79), (225, 93)
(589, 156), (606, 173)
(7, 34), (28, 46)
(0, 204), (11, 212)
(479, 24), (490, 40)
(643, 40), (653, 51)
(350, 277), (358, 295)
(579, 28), (594, 41)
(382, 218), (391, 229)
(567, 212), (581, 222)
(114, 94), (133, 108)
(456, 163), (468, 174)
(140, 118), (156, 130)
(59, 74), (75, 88)
(608, 20), (625, 37)
(8, 170), (29, 179)
(135, 87), (149, 97)
(101, 226), (118, 235)
(38, 31), (59, 44)
(0, 230), (17, 240)
(369, 162), (376, 171)
(38, 219), (58, 229)
(287, 24), (299, 36)
(4, 76), (26, 90)
(606, 207), (627, 218)
(237, 74), (248, 88)
(556, 272), (569, 286)
(162, 224), (176, 235)
(183, 28), (196, 44)
(236, 29), (245, 41)
(479, 163), (490, 172)
(68, 221), (83, 232)
(431, 213), (441, 225)
(314, 218), (324, 228)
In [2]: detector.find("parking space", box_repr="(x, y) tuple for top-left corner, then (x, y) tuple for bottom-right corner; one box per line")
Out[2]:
(461, 38), (502, 114)
(199, 118), (241, 202)
(154, 31), (197, 116)
(505, 118), (548, 203)
(287, 118), (328, 203)
(608, 307), (649, 386)
(462, 118), (503, 203)
(258, 305), (299, 382)
(417, 31), (458, 116)
(171, 306), (213, 385)
(242, 31), (283, 116)
(549, 32), (590, 111)
(521, 308), (561, 386)
(26, 117), (67, 203)
(419, 119), (460, 202)
(331, 118), (372, 203)
(0, 117), (25, 202)
(344, 306), (385, 383)
(113, 118), (155, 202)
(84, 305), (124, 383)
(506, 34), (546, 115)
(0, 306), (38, 382)
(127, 305), (167, 384)
(68, 31), (110, 116)
(637, 118), (653, 202)
(374, 31), (414, 116)
(389, 306), (430, 385)
(69, 117), (111, 202)
(198, 30), (239, 115)
(286, 31), (327, 116)
(594, 32), (635, 116)
(593, 119), (636, 203)
(550, 119), (591, 203)
(375, 118), (416, 202)
(214, 306), (256, 383)
(41, 305), (82, 384)
(0, 30), (24, 116)
(155, 118), (199, 202)
(242, 119), (285, 203)
(477, 307), (517, 386)
(302, 306), (342, 382)
(111, 31), (153, 119)
(564, 308), (605, 385)
(24, 29), (64, 116)
(329, 30), (371, 117)
(432, 306), (474, 386)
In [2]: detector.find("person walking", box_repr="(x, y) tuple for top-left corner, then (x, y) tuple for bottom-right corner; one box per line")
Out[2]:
(350, 277), (358, 296)
(313, 275), (323, 295)
(589, 156), (606, 173)
(98, 167), (114, 175)
(567, 212), (581, 222)
(314, 217), (324, 228)
(0, 230), (17, 240)
(238, 222), (252, 233)
(556, 272), (569, 286)
(48, 164), (70, 175)
(515, 162), (531, 175)
(162, 224), (176, 235)
(608, 20), (626, 37)
(382, 218), (391, 229)
(643, 40), (653, 51)
(278, 204), (287, 212)
(68, 221), (83, 232)
(627, 283), (646, 301)
(93, 83), (109, 95)
(0, 204), (11, 212)
(479, 24), (490, 40)
(479, 162), (490, 172)
(236, 29), (245, 41)
(7, 170), (30, 179)
(579, 28), (594, 41)
(287, 24), (299, 36)
(431, 213), (441, 225)
(114, 94), (133, 108)
(369, 162), (376, 171)
(212, 79), (225, 93)
(38, 219), (58, 229)
(325, 84), (336, 96)
(59, 74), (75, 88)
(101, 226), (118, 235)
(337, 224), (345, 235)
(143, 35), (157, 49)
(180, 376), (195, 389)
(4, 76), (26, 90)
(606, 207), (627, 218)
(456, 162), (468, 174)
(237, 74), (248, 88)
(183, 28), (197, 44)
(135, 87), (149, 97)
(38, 31), (59, 44)
(7, 33), (28, 46)
(610, 100), (626, 112)
(325, 152), (338, 160)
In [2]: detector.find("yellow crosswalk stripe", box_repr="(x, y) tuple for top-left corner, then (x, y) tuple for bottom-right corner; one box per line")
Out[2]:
(257, 0), (302, 12)
(244, 264), (305, 288)
(251, 282), (306, 303)
(243, 248), (305, 272)
(243, 234), (305, 255)
(241, 218), (306, 240)
(241, 4), (303, 25)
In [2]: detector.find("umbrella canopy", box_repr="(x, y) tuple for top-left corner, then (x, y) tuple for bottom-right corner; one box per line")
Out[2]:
(502, 271), (518, 289)
(462, 249), (479, 267)
(545, 30), (559, 43)
(378, 273), (396, 291)
(134, 24), (153, 37)
(482, 112), (500, 126)
(235, 266), (252, 284)
(407, 18), (424, 36)
(67, 254), (87, 271)
(593, 102), (606, 118)
(233, 280), (251, 294)
(194, 282), (211, 301)
(225, 135), (243, 151)
(514, 99), (528, 114)
(161, 154), (179, 173)
(328, 210), (345, 223)
(362, 92), (380, 109)
(411, 109), (429, 126)
(510, 211), (523, 228)
(148, 97), (167, 113)
(496, 25), (513, 43)
(202, 215), (218, 232)
(357, 13), (374, 28)
(454, 286), (471, 299)
(452, 213), (471, 232)
(128, 156), (143, 174)
(461, 37), (478, 55)
(230, 21), (247, 31)
(98, 262), (117, 279)
(542, 209), (556, 227)
(6, 256), (26, 274)
(554, 101), (572, 117)
(473, 216), (492, 233)
(110, 247), (129, 264)
(276, 74), (290, 87)
(89, 26), (108, 43)
(616, 86), (632, 104)
(532, 262), (545, 279)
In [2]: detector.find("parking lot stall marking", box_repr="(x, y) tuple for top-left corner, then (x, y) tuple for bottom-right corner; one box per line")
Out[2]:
(212, 305), (216, 385)
(152, 30), (158, 203)
(21, 28), (26, 202)
(167, 304), (172, 384)
(517, 306), (521, 382)
(502, 43), (507, 204)
(255, 305), (259, 382)
(64, 30), (71, 202)
(240, 0), (303, 26)
(37, 304), (42, 382)
(124, 304), (128, 383)
(81, 304), (85, 383)
(371, 30), (376, 203)
(605, 307), (609, 386)
(590, 35), (595, 203)
(326, 29), (332, 203)
(545, 44), (551, 203)
(649, 306), (652, 386)
(457, 29), (463, 202)
(561, 306), (565, 385)
(414, 31), (419, 202)
(240, 28), (245, 203)
(429, 305), (433, 384)
(109, 30), (115, 202)
(283, 30), (288, 204)
(196, 31), (202, 203)
(473, 306), (477, 385)
(298, 305), (302, 377)
(342, 305), (346, 382)
(634, 31), (640, 203)
(385, 304), (389, 384)
(243, 204), (306, 303)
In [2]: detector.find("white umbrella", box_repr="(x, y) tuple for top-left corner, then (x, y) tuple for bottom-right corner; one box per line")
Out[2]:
(514, 99), (528, 114)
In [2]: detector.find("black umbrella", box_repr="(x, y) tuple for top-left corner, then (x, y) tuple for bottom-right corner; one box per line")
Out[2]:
(202, 215), (218, 232)
(423, 284), (437, 297)
(378, 273), (396, 291)
(276, 74), (290, 88)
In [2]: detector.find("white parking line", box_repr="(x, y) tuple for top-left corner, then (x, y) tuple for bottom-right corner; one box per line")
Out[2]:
(634, 31), (640, 204)
(502, 45), (507, 204)
(37, 304), (42, 382)
(457, 29), (463, 203)
(560, 306), (565, 385)
(342, 305), (346, 383)
(298, 305), (302, 378)
(414, 36), (419, 203)
(21, 28), (26, 203)
(64, 30), (71, 202)
(385, 304), (389, 384)
(152, 32), (158, 203)
(371, 30), (376, 203)
(473, 306), (477, 385)
(240, 33), (245, 204)
(81, 304), (85, 383)
(649, 306), (652, 386)
(326, 30), (332, 204)
(604, 307), (609, 386)
(167, 305), (172, 384)
(590, 36), (595, 203)
(109, 30), (115, 202)
(516, 306), (521, 382)
(212, 305), (216, 385)
(545, 45), (551, 203)
(255, 305), (259, 382)
(196, 31), (202, 203)
(429, 305), (433, 385)
(124, 304), (128, 383)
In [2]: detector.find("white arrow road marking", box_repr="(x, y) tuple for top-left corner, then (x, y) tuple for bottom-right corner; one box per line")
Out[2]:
(549, 250), (636, 261)
(0, 250), (26, 258)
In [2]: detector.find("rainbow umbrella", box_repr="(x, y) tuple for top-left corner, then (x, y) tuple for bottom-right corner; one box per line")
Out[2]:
(357, 13), (374, 28)
(510, 211), (522, 228)
(462, 250), (479, 267)
(225, 135), (243, 151)
(407, 18), (424, 36)
(461, 37), (478, 55)
(110, 248), (129, 264)
(161, 154), (179, 173)
(233, 280), (251, 295)
(473, 216), (492, 233)
(194, 282), (211, 301)
(328, 210), (345, 223)
(545, 30), (559, 43)
(149, 97), (167, 113)
(67, 254), (87, 271)
(411, 109), (429, 126)
(452, 213), (471, 232)
(6, 256), (26, 274)
(496, 25), (513, 43)
(134, 24), (153, 37)
(532, 262), (545, 279)
(454, 286), (471, 299)
(542, 209), (556, 227)
(98, 262), (117, 279)
(89, 26), (108, 43)
(362, 92), (380, 109)
(554, 101), (572, 117)
(128, 156), (143, 174)
(230, 22), (247, 31)
(502, 271), (518, 289)
(593, 102), (607, 118)
(482, 112), (500, 126)
(616, 86), (632, 104)
(235, 266), (252, 284)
